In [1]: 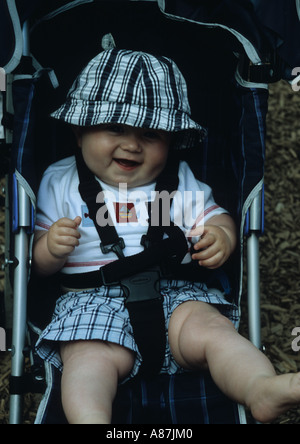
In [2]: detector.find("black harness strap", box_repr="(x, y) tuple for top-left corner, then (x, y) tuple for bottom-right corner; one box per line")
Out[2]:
(62, 232), (187, 288)
(76, 151), (125, 259)
(73, 150), (185, 376)
(145, 156), (180, 246)
(127, 298), (166, 376)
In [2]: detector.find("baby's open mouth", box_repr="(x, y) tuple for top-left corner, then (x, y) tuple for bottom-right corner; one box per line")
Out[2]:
(114, 158), (141, 169)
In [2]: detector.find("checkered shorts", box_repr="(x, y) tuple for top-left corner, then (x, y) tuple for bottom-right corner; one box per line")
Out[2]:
(35, 280), (239, 379)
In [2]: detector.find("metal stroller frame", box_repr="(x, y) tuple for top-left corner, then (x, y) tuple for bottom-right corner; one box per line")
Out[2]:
(1, 0), (299, 424)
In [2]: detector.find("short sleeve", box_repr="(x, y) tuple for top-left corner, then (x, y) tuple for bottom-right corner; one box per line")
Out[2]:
(173, 161), (228, 238)
(35, 167), (63, 231)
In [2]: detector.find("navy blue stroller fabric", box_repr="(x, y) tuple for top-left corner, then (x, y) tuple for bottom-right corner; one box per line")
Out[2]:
(251, 0), (300, 72)
(2, 0), (300, 80)
(161, 0), (300, 81)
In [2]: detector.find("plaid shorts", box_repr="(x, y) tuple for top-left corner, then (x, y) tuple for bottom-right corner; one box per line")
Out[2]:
(35, 280), (239, 379)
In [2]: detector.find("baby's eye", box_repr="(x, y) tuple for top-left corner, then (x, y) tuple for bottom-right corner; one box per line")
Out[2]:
(105, 124), (125, 134)
(143, 130), (161, 140)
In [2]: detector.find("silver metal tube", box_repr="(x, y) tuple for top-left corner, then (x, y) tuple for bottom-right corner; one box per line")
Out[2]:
(246, 189), (263, 350)
(249, 192), (262, 232)
(247, 232), (261, 350)
(22, 21), (30, 57)
(9, 183), (31, 424)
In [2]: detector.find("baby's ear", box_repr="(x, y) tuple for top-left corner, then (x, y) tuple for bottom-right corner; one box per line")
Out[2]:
(72, 125), (83, 148)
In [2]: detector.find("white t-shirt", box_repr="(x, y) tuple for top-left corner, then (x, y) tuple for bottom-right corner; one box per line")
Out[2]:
(35, 156), (227, 274)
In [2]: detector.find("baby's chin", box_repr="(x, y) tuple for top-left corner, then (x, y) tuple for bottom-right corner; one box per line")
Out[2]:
(96, 171), (156, 189)
(97, 176), (153, 189)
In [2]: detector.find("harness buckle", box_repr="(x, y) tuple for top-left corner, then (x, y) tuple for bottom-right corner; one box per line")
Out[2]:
(100, 237), (125, 259)
(140, 234), (151, 249)
(121, 267), (162, 305)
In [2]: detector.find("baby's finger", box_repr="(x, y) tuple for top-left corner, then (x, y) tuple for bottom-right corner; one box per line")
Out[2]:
(192, 243), (219, 262)
(55, 226), (81, 239)
(193, 233), (216, 251)
(197, 251), (225, 269)
(56, 235), (80, 248)
(73, 216), (82, 227)
(56, 217), (80, 229)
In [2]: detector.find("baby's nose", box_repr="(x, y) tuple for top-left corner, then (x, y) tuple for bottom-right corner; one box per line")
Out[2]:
(120, 134), (142, 152)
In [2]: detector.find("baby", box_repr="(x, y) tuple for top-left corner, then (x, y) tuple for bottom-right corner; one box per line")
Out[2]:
(33, 49), (300, 424)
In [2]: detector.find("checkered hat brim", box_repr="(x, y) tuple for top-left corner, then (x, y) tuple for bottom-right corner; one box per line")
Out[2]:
(51, 49), (207, 149)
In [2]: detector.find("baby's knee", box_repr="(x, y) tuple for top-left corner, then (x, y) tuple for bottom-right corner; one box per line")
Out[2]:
(60, 340), (134, 380)
(204, 310), (235, 333)
(170, 301), (234, 340)
(169, 302), (235, 370)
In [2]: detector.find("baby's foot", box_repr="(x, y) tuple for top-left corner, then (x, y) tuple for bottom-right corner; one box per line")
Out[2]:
(248, 373), (300, 423)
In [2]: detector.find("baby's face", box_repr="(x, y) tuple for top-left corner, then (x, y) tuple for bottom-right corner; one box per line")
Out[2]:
(76, 124), (170, 188)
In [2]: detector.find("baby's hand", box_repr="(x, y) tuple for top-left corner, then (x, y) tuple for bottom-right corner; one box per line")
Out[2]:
(47, 216), (82, 259)
(191, 225), (232, 270)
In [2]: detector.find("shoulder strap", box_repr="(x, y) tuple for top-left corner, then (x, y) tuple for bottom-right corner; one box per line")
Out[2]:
(143, 154), (180, 246)
(75, 150), (125, 259)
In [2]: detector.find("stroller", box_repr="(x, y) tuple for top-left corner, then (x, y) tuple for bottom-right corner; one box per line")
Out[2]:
(1, 0), (300, 425)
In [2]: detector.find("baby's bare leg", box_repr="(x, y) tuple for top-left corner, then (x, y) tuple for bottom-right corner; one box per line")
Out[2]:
(169, 301), (300, 423)
(60, 340), (134, 424)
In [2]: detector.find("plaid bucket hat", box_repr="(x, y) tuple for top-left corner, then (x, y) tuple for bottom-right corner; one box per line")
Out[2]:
(51, 49), (207, 149)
